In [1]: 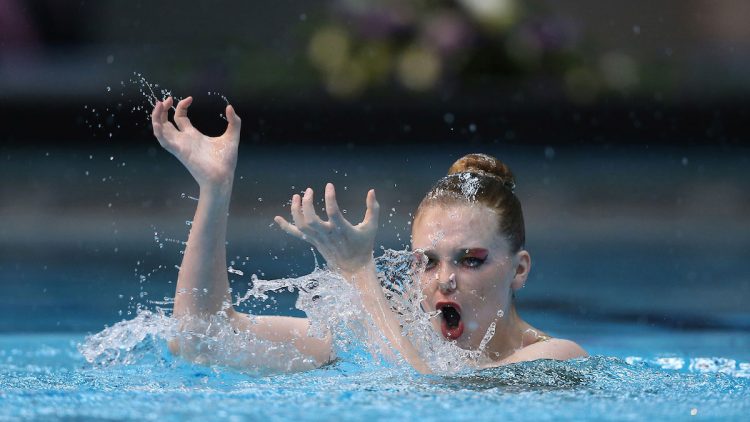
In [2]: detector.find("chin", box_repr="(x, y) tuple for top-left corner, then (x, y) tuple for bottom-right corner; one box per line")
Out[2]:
(431, 319), (483, 350)
(454, 338), (474, 350)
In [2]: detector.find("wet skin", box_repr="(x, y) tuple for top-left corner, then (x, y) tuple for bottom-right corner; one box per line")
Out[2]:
(412, 203), (530, 353)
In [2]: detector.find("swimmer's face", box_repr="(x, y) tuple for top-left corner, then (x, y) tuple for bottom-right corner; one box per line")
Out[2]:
(412, 203), (529, 350)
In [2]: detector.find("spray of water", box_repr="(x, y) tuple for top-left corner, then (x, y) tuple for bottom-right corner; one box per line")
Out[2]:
(79, 248), (511, 375)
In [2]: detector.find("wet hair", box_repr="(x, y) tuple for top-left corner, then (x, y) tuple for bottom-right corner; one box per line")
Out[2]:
(415, 153), (525, 252)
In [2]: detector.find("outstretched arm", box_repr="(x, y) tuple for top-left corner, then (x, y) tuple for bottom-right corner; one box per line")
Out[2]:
(151, 97), (332, 368)
(152, 96), (239, 320)
(275, 184), (431, 373)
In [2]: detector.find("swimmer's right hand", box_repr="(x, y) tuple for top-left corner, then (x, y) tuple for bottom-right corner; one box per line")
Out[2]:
(151, 96), (241, 192)
(274, 184), (380, 278)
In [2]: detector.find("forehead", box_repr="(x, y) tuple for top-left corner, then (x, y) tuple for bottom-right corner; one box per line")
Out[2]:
(412, 204), (503, 250)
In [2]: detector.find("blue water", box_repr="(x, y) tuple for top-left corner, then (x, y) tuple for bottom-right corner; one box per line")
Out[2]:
(2, 311), (749, 421)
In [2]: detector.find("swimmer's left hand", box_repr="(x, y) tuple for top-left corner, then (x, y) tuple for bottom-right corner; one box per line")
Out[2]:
(274, 184), (379, 277)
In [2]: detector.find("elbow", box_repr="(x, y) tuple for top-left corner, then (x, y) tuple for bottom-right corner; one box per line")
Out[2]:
(166, 336), (211, 366)
(167, 314), (215, 363)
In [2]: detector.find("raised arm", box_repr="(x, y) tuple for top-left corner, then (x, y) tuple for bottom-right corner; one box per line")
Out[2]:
(151, 97), (332, 369)
(275, 184), (431, 373)
(152, 96), (239, 319)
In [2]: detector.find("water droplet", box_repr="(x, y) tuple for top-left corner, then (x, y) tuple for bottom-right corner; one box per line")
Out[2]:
(545, 146), (555, 160)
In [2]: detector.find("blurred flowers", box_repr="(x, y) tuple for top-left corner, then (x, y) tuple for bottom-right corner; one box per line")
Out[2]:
(306, 0), (640, 103)
(458, 0), (518, 32)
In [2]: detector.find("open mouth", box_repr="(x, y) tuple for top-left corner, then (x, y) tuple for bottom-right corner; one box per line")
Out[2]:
(436, 301), (464, 340)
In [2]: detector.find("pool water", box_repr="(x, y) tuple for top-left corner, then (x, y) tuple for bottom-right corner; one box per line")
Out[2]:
(2, 310), (749, 421)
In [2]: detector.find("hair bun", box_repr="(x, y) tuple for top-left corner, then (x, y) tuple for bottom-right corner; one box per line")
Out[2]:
(447, 153), (516, 191)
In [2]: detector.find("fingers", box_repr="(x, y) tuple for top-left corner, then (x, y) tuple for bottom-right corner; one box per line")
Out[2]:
(224, 104), (242, 140)
(285, 191), (322, 238)
(151, 101), (163, 139)
(324, 183), (346, 225)
(151, 99), (177, 147)
(361, 189), (380, 230)
(274, 216), (304, 239)
(289, 192), (306, 232)
(161, 97), (173, 123)
(301, 188), (324, 229)
(173, 97), (195, 131)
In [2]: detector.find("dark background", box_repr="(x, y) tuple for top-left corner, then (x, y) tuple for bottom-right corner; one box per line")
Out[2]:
(1, 1), (748, 333)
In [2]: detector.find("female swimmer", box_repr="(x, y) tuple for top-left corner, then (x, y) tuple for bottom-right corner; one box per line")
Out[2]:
(151, 97), (586, 373)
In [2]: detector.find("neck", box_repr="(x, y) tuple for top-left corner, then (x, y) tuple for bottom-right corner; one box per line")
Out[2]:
(483, 304), (533, 361)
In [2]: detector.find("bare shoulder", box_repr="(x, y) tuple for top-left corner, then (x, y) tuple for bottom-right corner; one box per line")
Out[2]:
(499, 338), (588, 365)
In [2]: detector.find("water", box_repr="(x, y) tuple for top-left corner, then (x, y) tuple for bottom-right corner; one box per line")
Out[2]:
(2, 248), (749, 420)
(2, 317), (749, 420)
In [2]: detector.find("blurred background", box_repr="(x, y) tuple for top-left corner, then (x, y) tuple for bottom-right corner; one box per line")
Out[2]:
(1, 1), (748, 334)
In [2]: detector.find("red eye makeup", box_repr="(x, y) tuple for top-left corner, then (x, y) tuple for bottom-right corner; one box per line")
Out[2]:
(463, 248), (488, 260)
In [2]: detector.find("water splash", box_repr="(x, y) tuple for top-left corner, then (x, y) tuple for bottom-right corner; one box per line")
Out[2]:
(80, 266), (387, 375)
(180, 193), (199, 201)
(374, 249), (478, 373)
(80, 249), (542, 376)
(457, 172), (480, 200)
(130, 72), (175, 111)
(80, 306), (175, 366)
(373, 250), (522, 372)
(87, 73), (232, 140)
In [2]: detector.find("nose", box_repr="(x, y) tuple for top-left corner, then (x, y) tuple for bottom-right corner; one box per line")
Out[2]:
(437, 271), (457, 294)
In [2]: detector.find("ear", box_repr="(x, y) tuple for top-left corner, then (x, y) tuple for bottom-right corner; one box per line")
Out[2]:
(510, 250), (531, 291)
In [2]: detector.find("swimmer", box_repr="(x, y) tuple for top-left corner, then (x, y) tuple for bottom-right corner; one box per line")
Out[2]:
(151, 97), (586, 373)
(275, 156), (588, 369)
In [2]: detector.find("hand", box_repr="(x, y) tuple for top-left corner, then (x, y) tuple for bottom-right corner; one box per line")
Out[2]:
(274, 184), (380, 277)
(151, 96), (241, 192)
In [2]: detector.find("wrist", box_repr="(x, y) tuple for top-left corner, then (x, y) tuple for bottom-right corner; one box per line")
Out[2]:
(199, 178), (234, 198)
(341, 260), (379, 290)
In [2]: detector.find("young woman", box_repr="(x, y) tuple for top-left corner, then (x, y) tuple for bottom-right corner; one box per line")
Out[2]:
(151, 97), (586, 373)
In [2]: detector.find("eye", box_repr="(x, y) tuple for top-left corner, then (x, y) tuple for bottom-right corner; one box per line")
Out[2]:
(425, 257), (437, 270)
(461, 256), (485, 268)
